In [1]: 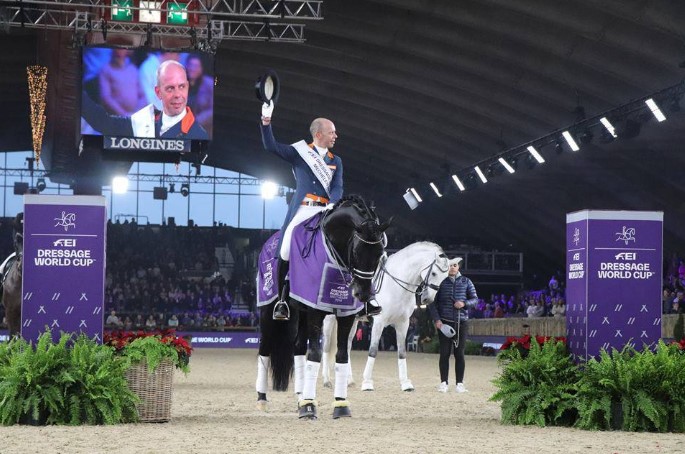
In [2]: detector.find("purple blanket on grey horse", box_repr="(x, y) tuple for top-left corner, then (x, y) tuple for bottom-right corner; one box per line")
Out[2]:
(256, 214), (363, 316)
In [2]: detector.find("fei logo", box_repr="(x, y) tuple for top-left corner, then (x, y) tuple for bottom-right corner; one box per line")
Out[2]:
(615, 252), (636, 260)
(53, 238), (76, 247)
(244, 337), (260, 344)
(54, 211), (77, 231)
(615, 226), (636, 245)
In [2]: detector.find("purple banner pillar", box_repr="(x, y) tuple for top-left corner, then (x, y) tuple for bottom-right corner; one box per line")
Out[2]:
(566, 210), (663, 362)
(22, 195), (107, 344)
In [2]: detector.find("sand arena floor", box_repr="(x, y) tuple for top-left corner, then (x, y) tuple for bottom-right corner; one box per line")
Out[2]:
(1, 348), (683, 454)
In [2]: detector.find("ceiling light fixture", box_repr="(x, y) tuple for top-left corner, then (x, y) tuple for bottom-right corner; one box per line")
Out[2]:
(561, 131), (580, 151)
(498, 157), (515, 174)
(474, 166), (488, 184)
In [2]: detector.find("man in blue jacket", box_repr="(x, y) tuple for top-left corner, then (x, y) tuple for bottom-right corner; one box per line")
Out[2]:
(428, 257), (478, 393)
(260, 101), (346, 320)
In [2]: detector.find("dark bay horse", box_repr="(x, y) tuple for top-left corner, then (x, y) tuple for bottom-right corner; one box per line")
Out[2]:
(1, 213), (24, 337)
(256, 195), (389, 419)
(0, 252), (22, 336)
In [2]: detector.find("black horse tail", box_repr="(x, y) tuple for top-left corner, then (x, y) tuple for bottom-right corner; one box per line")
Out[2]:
(260, 302), (298, 391)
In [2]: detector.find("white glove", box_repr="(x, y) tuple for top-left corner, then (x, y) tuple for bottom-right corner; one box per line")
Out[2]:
(262, 101), (274, 118)
(326, 203), (335, 210)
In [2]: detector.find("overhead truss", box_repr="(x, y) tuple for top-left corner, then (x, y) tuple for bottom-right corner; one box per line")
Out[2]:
(0, 0), (322, 42)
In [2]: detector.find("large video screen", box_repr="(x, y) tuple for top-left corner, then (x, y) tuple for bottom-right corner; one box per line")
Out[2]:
(81, 46), (214, 142)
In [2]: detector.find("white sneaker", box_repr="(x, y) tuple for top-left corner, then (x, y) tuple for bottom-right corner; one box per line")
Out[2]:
(455, 383), (468, 393)
(437, 382), (448, 393)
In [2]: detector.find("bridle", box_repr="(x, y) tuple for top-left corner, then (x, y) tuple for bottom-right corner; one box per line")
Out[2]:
(322, 216), (386, 286)
(374, 253), (448, 306)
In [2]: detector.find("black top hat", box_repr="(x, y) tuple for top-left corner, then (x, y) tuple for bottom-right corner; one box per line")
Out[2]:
(255, 70), (280, 105)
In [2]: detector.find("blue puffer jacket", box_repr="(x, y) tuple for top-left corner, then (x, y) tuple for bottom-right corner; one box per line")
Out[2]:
(428, 274), (478, 323)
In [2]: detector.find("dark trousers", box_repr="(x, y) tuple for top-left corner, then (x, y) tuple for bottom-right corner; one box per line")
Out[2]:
(438, 319), (468, 384)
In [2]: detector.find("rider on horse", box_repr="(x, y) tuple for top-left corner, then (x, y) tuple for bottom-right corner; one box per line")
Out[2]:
(260, 101), (381, 320)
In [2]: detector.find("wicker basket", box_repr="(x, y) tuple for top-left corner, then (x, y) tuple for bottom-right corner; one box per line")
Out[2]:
(125, 358), (174, 423)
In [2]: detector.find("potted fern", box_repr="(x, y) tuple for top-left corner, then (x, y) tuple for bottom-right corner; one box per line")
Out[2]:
(104, 329), (192, 373)
(0, 331), (138, 426)
(490, 336), (579, 427)
(104, 329), (192, 422)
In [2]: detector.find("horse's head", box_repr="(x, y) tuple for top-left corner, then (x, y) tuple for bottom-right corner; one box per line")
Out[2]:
(416, 251), (449, 306)
(349, 217), (390, 301)
(324, 196), (390, 302)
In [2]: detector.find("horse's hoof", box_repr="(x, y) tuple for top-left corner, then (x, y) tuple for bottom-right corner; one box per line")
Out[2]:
(256, 400), (268, 411)
(361, 381), (374, 391)
(332, 400), (352, 419)
(298, 400), (318, 420)
(400, 380), (414, 391)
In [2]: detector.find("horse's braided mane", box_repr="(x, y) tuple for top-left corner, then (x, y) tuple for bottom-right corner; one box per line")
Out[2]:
(332, 194), (377, 221)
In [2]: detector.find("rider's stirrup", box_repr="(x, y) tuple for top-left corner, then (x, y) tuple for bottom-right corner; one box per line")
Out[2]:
(273, 301), (290, 321)
(364, 300), (382, 317)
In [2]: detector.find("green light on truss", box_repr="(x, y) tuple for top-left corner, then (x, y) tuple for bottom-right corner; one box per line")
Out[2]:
(111, 0), (133, 22)
(167, 3), (189, 25)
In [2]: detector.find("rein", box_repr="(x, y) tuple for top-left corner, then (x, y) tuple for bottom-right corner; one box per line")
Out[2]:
(374, 255), (447, 306)
(315, 205), (385, 287)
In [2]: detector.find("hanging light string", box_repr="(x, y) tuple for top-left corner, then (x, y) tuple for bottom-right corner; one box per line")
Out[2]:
(27, 65), (48, 166)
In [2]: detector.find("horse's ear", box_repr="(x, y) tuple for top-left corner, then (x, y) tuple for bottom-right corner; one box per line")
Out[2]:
(379, 216), (394, 232)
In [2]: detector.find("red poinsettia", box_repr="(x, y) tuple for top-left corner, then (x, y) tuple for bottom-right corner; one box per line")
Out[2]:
(670, 338), (685, 350)
(104, 329), (193, 361)
(500, 334), (566, 351)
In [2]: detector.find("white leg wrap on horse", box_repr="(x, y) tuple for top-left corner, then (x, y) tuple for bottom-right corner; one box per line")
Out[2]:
(294, 355), (306, 395)
(398, 358), (408, 382)
(334, 363), (350, 399)
(362, 356), (376, 382)
(303, 360), (321, 400)
(256, 355), (270, 394)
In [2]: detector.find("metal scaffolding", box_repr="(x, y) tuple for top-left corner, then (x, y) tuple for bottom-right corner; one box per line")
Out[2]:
(1, 0), (323, 42)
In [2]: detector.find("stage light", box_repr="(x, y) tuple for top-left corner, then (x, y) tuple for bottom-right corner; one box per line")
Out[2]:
(645, 98), (666, 122)
(410, 187), (423, 203)
(13, 182), (29, 195)
(451, 175), (465, 191)
(429, 182), (442, 197)
(600, 117), (617, 138)
(474, 166), (488, 184)
(36, 178), (46, 192)
(526, 146), (545, 164)
(180, 183), (190, 197)
(498, 157), (515, 174)
(112, 176), (128, 194)
(261, 181), (278, 199)
(561, 131), (580, 151)
(169, 183), (175, 193)
(403, 188), (421, 210)
(153, 186), (168, 200)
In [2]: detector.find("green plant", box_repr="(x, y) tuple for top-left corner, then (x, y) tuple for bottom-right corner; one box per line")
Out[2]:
(104, 330), (192, 374)
(575, 341), (685, 432)
(0, 332), (70, 425)
(0, 331), (139, 426)
(60, 334), (139, 425)
(490, 337), (579, 427)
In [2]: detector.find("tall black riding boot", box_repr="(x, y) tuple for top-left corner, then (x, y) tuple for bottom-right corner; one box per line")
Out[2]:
(273, 260), (290, 321)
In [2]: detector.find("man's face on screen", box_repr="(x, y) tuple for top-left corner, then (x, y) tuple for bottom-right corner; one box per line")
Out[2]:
(155, 63), (189, 116)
